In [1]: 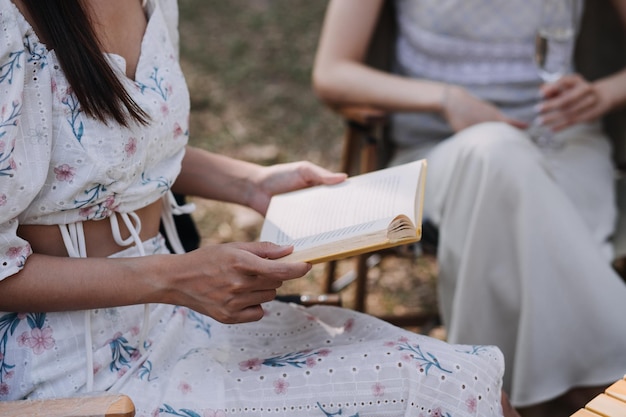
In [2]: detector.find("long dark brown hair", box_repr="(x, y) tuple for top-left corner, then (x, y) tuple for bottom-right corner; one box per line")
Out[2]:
(22, 0), (149, 126)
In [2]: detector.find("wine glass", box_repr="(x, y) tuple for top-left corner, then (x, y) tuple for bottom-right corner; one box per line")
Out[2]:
(529, 0), (577, 149)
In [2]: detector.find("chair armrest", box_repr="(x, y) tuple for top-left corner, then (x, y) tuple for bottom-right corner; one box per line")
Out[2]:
(0, 394), (135, 417)
(332, 105), (388, 127)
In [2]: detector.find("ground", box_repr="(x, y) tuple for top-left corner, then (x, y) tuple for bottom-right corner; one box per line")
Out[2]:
(176, 0), (441, 334)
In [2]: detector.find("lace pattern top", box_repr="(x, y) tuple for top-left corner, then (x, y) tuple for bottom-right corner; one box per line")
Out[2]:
(0, 0), (190, 280)
(391, 0), (584, 147)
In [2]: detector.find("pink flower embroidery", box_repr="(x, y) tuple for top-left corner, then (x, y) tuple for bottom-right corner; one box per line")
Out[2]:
(160, 103), (169, 116)
(0, 382), (9, 396)
(273, 378), (289, 395)
(79, 206), (96, 218)
(26, 327), (55, 355)
(317, 348), (331, 357)
(125, 137), (137, 156)
(372, 382), (385, 397)
(17, 331), (29, 347)
(178, 381), (192, 394)
(102, 195), (117, 209)
(305, 357), (317, 368)
(130, 349), (141, 361)
(466, 396), (477, 413)
(6, 246), (24, 259)
(54, 164), (76, 182)
(172, 123), (184, 138)
(239, 358), (263, 372)
(344, 318), (355, 332)
(0, 194), (7, 206)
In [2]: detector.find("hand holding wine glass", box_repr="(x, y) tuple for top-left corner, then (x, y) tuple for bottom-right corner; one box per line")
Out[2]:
(529, 0), (577, 149)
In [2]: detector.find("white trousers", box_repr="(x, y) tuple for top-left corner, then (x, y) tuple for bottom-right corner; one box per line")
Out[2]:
(392, 121), (626, 407)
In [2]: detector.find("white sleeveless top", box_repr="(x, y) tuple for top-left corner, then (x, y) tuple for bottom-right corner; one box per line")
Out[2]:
(391, 0), (584, 148)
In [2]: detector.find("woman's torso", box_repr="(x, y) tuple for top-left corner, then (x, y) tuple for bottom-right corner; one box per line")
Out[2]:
(391, 0), (584, 148)
(0, 0), (190, 399)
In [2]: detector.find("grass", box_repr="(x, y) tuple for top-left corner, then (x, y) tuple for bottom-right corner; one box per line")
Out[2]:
(177, 0), (441, 329)
(178, 0), (342, 162)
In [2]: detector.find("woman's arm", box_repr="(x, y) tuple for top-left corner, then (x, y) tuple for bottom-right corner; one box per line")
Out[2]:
(0, 241), (311, 323)
(312, 0), (527, 131)
(172, 146), (346, 215)
(312, 0), (445, 113)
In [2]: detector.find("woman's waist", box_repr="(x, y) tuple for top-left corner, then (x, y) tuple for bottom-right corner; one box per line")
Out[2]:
(17, 199), (164, 257)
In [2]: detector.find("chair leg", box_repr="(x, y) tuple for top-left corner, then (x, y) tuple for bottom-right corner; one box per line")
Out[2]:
(354, 254), (369, 312)
(323, 260), (338, 293)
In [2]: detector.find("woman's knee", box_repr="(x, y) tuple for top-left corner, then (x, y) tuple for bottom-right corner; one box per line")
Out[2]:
(451, 122), (537, 170)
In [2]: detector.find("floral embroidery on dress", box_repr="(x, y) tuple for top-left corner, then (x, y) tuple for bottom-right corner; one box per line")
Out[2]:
(138, 67), (172, 101)
(0, 312), (51, 396)
(54, 164), (76, 182)
(238, 348), (331, 371)
(0, 50), (24, 84)
(125, 137), (138, 156)
(108, 332), (142, 375)
(4, 244), (31, 271)
(386, 336), (452, 375)
(61, 90), (84, 142)
(0, 101), (20, 177)
(76, 189), (119, 220)
(158, 404), (225, 417)
(24, 35), (47, 69)
(273, 378), (289, 394)
(137, 360), (157, 381)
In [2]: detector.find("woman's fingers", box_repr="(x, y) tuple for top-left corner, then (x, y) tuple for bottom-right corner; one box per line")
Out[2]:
(537, 73), (606, 131)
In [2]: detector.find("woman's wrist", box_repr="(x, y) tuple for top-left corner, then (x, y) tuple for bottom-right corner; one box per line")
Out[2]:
(440, 83), (451, 114)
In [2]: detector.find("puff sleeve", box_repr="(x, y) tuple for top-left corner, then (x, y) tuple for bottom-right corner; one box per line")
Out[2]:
(0, 4), (53, 281)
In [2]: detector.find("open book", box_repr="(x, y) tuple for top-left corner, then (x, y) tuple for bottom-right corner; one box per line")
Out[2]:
(259, 159), (427, 263)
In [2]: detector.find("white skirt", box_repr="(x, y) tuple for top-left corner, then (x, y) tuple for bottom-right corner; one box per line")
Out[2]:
(392, 121), (626, 407)
(2, 234), (507, 416)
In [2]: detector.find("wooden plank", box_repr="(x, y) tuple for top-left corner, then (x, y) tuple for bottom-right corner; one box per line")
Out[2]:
(0, 394), (135, 417)
(571, 409), (604, 417)
(585, 393), (626, 417)
(606, 379), (626, 403)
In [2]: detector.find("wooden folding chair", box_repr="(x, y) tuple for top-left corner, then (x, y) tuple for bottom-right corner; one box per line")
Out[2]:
(570, 375), (626, 417)
(320, 1), (441, 330)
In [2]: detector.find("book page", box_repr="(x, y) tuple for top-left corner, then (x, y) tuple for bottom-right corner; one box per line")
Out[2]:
(260, 159), (425, 245)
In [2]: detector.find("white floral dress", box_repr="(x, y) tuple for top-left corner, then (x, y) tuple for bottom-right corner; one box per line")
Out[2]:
(0, 0), (507, 415)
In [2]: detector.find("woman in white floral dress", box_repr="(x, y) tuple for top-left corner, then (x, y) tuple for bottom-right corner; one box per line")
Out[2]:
(0, 0), (515, 416)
